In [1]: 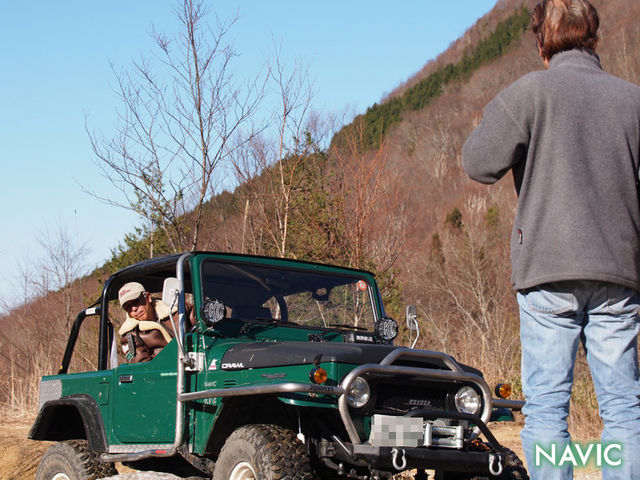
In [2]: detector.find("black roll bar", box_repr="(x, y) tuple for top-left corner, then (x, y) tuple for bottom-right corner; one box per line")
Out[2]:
(59, 306), (102, 374)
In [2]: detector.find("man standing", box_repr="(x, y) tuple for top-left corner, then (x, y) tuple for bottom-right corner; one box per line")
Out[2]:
(462, 1), (640, 479)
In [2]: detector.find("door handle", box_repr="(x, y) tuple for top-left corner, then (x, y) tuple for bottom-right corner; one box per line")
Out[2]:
(119, 374), (133, 384)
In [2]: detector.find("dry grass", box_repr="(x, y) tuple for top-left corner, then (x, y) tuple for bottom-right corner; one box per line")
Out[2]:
(0, 347), (52, 420)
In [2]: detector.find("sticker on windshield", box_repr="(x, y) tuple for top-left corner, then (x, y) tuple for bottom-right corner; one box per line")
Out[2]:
(357, 280), (367, 291)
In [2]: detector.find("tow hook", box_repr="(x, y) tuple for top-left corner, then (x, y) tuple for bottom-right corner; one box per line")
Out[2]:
(391, 448), (407, 470)
(488, 452), (504, 476)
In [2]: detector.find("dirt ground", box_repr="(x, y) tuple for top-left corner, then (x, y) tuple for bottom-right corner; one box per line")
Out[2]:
(0, 418), (601, 479)
(0, 421), (50, 480)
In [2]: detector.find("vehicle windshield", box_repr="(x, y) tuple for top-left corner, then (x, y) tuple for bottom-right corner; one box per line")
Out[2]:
(201, 260), (377, 331)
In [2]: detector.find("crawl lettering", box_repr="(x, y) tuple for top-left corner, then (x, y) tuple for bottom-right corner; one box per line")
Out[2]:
(221, 362), (245, 370)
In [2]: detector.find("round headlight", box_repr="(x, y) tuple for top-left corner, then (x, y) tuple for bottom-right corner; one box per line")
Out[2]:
(347, 376), (370, 408)
(455, 386), (481, 415)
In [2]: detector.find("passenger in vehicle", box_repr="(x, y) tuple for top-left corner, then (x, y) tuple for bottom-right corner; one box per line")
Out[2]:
(117, 281), (192, 363)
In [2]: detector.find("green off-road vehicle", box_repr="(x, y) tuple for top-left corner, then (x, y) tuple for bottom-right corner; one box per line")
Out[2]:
(30, 252), (526, 479)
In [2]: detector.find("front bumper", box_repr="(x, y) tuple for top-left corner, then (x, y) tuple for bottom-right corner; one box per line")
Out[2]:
(332, 408), (508, 475)
(351, 444), (503, 474)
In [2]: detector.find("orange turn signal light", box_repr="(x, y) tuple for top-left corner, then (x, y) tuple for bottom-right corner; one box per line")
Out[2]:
(310, 367), (328, 384)
(495, 383), (512, 399)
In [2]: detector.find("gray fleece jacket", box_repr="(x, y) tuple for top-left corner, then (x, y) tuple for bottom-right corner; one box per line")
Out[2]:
(462, 50), (640, 291)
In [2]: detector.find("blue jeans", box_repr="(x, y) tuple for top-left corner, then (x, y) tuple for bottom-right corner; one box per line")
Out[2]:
(517, 281), (640, 480)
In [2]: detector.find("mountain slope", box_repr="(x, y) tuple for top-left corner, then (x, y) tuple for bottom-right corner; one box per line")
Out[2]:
(3, 0), (640, 428)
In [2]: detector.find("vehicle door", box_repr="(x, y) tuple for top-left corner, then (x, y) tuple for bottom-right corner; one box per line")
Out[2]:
(110, 341), (178, 445)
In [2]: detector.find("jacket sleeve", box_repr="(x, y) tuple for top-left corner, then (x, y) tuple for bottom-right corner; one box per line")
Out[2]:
(121, 331), (153, 363)
(462, 82), (531, 184)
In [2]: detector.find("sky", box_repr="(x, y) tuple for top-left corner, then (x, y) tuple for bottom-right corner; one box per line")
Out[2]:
(0, 1), (497, 313)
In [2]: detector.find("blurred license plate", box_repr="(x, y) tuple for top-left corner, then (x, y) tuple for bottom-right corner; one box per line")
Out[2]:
(369, 414), (423, 447)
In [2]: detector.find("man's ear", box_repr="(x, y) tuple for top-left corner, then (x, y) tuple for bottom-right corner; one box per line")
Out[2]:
(537, 42), (549, 68)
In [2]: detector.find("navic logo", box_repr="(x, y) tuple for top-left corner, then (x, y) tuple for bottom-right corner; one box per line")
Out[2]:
(535, 442), (622, 468)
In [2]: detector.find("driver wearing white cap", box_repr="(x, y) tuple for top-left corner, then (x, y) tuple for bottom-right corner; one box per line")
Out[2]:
(117, 282), (177, 363)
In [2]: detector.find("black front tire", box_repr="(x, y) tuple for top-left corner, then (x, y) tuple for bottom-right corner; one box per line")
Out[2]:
(213, 424), (313, 480)
(35, 440), (118, 480)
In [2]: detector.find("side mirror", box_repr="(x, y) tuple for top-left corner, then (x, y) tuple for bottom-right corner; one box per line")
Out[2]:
(162, 277), (181, 308)
(406, 305), (418, 331)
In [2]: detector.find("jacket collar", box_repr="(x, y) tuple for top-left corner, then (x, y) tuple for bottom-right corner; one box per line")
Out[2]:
(548, 49), (602, 71)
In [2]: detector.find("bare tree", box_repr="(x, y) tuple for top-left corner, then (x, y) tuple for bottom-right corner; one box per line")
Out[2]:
(400, 111), (460, 191)
(409, 206), (520, 383)
(332, 117), (404, 270)
(231, 50), (327, 258)
(88, 0), (264, 253)
(38, 222), (89, 328)
(0, 223), (91, 416)
(614, 26), (640, 85)
(0, 254), (37, 377)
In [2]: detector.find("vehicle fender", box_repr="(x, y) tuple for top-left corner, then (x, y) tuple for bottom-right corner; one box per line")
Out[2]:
(202, 396), (302, 457)
(28, 394), (109, 452)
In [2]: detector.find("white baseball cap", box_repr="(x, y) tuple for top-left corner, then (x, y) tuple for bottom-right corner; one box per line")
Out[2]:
(118, 282), (146, 307)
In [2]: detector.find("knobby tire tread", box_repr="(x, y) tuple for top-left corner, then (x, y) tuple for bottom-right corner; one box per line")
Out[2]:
(214, 424), (313, 480)
(35, 439), (117, 480)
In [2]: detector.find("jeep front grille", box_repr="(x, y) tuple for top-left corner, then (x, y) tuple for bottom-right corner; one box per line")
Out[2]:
(374, 383), (448, 414)
(337, 348), (494, 445)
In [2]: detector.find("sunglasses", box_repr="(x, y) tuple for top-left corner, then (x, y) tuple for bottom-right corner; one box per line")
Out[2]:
(123, 293), (147, 311)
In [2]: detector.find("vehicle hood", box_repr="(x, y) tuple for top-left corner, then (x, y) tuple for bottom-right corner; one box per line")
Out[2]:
(219, 341), (481, 375)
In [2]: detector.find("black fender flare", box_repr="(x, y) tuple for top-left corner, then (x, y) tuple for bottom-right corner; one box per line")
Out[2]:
(29, 394), (109, 453)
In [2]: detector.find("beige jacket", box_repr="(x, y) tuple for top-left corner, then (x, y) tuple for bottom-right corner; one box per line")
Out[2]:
(119, 300), (175, 363)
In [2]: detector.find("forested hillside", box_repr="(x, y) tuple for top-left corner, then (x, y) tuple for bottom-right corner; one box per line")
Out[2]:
(3, 0), (640, 438)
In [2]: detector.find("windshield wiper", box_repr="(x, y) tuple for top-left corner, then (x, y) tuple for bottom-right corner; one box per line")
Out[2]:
(237, 317), (301, 336)
(327, 323), (368, 331)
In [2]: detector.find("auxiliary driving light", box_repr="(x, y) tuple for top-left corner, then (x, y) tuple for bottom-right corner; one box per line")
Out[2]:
(454, 386), (481, 415)
(346, 376), (370, 408)
(310, 367), (328, 384)
(495, 383), (512, 399)
(375, 316), (398, 342)
(201, 298), (226, 326)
